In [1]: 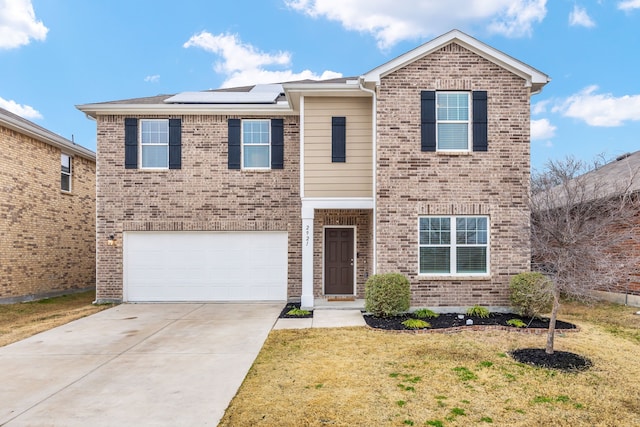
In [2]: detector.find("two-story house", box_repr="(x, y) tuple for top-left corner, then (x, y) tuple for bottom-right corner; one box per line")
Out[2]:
(78, 30), (549, 309)
(0, 107), (96, 303)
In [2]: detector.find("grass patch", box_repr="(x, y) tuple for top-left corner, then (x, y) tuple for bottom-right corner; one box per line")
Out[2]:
(219, 301), (640, 426)
(0, 291), (112, 347)
(452, 366), (478, 382)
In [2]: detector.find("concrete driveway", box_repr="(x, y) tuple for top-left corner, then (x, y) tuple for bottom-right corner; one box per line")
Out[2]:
(0, 302), (282, 426)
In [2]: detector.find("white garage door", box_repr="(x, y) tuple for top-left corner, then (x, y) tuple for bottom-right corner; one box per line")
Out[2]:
(124, 231), (288, 302)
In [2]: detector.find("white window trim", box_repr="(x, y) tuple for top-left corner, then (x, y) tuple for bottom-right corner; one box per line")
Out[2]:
(418, 215), (490, 277)
(436, 91), (472, 153)
(241, 119), (271, 170)
(61, 153), (72, 192)
(139, 119), (169, 170)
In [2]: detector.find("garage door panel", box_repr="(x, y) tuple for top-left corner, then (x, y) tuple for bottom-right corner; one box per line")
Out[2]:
(124, 232), (288, 302)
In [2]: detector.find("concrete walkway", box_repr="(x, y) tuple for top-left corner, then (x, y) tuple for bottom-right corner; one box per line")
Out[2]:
(0, 303), (282, 427)
(273, 309), (366, 329)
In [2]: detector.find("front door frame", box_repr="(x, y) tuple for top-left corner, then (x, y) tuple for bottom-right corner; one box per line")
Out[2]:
(322, 225), (357, 296)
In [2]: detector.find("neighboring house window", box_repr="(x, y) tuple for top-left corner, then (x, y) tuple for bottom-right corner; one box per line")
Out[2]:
(421, 90), (487, 152)
(242, 119), (270, 169)
(436, 92), (470, 150)
(227, 118), (284, 170)
(419, 216), (489, 275)
(61, 154), (71, 192)
(140, 119), (169, 168)
(124, 118), (181, 169)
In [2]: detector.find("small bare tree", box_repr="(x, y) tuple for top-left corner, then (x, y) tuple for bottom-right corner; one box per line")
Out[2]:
(531, 155), (640, 354)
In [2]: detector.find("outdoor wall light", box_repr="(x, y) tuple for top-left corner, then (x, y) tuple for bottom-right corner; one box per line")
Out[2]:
(107, 234), (115, 246)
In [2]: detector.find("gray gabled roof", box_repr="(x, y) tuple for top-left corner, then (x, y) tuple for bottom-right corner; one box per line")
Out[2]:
(575, 151), (640, 197)
(0, 107), (95, 161)
(538, 151), (640, 209)
(76, 77), (360, 117)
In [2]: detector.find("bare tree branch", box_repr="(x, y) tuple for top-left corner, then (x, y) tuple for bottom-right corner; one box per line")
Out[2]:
(530, 155), (640, 354)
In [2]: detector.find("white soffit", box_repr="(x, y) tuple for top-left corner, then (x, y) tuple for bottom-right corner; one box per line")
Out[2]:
(164, 84), (284, 104)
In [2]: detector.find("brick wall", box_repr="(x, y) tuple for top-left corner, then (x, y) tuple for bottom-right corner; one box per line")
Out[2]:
(96, 115), (301, 302)
(376, 42), (532, 307)
(0, 124), (96, 302)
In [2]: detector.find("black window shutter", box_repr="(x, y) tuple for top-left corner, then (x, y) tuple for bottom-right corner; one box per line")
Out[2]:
(228, 119), (241, 169)
(124, 118), (138, 169)
(271, 119), (284, 169)
(331, 116), (346, 162)
(472, 91), (488, 152)
(168, 119), (182, 169)
(421, 91), (436, 152)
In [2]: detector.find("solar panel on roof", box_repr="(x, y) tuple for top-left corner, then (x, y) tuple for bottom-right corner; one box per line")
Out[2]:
(164, 84), (284, 104)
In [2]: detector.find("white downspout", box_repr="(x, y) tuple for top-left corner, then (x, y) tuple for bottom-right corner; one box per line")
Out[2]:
(359, 78), (377, 275)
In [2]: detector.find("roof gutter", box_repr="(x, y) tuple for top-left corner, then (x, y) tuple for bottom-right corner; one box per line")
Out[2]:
(75, 102), (296, 118)
(358, 77), (378, 274)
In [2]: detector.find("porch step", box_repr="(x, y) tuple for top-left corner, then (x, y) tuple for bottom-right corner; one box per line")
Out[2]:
(313, 298), (365, 310)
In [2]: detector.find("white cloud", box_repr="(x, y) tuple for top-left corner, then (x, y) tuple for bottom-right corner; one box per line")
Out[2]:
(144, 75), (160, 83)
(569, 5), (596, 27)
(618, 0), (640, 11)
(0, 0), (48, 49)
(0, 96), (42, 119)
(286, 0), (547, 49)
(487, 0), (547, 38)
(184, 31), (342, 88)
(553, 85), (640, 127)
(532, 100), (550, 115)
(531, 118), (556, 140)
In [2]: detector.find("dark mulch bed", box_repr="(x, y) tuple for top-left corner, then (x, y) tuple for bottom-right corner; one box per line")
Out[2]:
(279, 302), (313, 319)
(363, 312), (576, 331)
(364, 312), (588, 371)
(510, 348), (592, 372)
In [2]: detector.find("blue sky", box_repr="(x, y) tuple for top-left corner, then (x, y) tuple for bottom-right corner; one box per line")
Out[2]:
(1, 0), (639, 171)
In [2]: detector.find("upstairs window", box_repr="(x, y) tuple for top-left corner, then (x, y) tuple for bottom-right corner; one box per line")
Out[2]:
(421, 90), (487, 152)
(140, 119), (169, 169)
(228, 118), (283, 170)
(124, 118), (181, 170)
(436, 92), (470, 151)
(61, 154), (71, 192)
(242, 119), (271, 169)
(419, 216), (489, 275)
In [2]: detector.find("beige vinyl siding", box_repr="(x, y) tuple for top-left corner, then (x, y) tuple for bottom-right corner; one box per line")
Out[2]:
(304, 97), (373, 197)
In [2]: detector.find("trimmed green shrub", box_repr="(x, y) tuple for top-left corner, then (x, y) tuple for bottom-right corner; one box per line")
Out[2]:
(509, 272), (553, 318)
(364, 273), (410, 317)
(286, 308), (311, 316)
(402, 318), (431, 329)
(506, 318), (526, 328)
(414, 308), (439, 319)
(466, 305), (490, 318)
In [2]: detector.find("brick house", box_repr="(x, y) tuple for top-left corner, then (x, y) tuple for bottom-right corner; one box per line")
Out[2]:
(0, 107), (96, 303)
(78, 30), (549, 309)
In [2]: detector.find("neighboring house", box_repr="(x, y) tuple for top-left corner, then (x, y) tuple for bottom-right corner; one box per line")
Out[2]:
(77, 30), (549, 308)
(538, 151), (640, 306)
(0, 107), (96, 303)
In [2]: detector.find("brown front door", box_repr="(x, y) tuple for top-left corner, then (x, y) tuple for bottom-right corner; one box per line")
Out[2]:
(324, 228), (354, 295)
